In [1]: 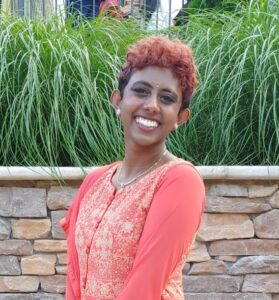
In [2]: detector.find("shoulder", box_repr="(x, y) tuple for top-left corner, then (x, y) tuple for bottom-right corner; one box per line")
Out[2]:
(152, 161), (205, 230)
(72, 162), (119, 202)
(155, 160), (205, 211)
(82, 162), (119, 187)
(67, 162), (119, 214)
(161, 160), (204, 187)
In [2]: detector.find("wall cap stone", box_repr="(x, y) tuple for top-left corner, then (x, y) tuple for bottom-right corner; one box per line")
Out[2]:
(0, 166), (278, 180)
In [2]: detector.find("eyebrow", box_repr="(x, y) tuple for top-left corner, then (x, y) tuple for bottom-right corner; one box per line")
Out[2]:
(131, 81), (153, 88)
(131, 81), (178, 99)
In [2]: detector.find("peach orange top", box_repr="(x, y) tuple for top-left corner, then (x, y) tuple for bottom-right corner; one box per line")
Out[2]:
(73, 160), (205, 300)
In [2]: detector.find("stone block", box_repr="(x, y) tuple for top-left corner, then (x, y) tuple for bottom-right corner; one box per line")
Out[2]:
(273, 295), (279, 300)
(51, 211), (67, 239)
(0, 187), (46, 217)
(197, 213), (254, 241)
(205, 196), (271, 213)
(0, 295), (65, 300)
(229, 256), (279, 275)
(249, 185), (278, 198)
(209, 239), (279, 256)
(216, 256), (238, 262)
(242, 274), (279, 293)
(183, 275), (243, 292)
(0, 276), (39, 292)
(0, 217), (11, 240)
(184, 293), (272, 300)
(270, 191), (279, 208)
(254, 210), (279, 238)
(34, 240), (67, 253)
(186, 241), (210, 263)
(40, 275), (66, 293)
(21, 255), (56, 275)
(0, 240), (33, 255)
(33, 294), (65, 300)
(12, 219), (51, 239)
(56, 265), (67, 275)
(189, 259), (227, 275)
(0, 295), (33, 300)
(182, 263), (191, 275)
(57, 253), (67, 264)
(0, 256), (20, 275)
(47, 186), (78, 210)
(206, 184), (248, 197)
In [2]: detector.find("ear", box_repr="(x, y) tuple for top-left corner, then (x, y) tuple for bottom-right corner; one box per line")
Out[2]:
(111, 89), (122, 109)
(177, 108), (190, 126)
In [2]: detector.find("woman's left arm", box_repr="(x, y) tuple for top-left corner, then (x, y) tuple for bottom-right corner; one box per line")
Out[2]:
(116, 164), (205, 300)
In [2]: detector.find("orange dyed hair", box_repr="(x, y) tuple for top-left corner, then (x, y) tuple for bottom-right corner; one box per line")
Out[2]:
(118, 36), (198, 109)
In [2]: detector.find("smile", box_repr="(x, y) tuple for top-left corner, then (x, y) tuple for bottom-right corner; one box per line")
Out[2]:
(135, 117), (159, 128)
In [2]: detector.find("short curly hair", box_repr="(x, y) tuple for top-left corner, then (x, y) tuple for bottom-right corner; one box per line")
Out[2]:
(118, 36), (197, 110)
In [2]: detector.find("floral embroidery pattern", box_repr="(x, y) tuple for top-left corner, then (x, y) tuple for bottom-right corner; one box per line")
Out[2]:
(75, 160), (191, 299)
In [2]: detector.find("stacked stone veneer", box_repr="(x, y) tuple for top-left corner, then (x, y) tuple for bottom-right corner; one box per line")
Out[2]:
(0, 170), (278, 300)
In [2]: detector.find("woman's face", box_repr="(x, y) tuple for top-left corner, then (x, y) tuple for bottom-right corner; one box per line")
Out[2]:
(111, 66), (189, 148)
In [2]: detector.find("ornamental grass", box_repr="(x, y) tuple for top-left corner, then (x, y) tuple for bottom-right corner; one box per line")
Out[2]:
(168, 0), (279, 165)
(0, 16), (145, 166)
(0, 1), (278, 166)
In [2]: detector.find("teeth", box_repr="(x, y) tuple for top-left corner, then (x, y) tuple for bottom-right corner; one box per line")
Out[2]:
(135, 117), (159, 128)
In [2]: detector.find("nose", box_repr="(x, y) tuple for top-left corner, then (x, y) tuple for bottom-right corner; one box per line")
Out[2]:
(143, 94), (160, 113)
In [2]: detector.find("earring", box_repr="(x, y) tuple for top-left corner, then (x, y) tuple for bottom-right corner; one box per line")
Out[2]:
(174, 123), (179, 130)
(116, 107), (121, 116)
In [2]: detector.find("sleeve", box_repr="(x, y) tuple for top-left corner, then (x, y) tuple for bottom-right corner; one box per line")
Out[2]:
(116, 164), (205, 300)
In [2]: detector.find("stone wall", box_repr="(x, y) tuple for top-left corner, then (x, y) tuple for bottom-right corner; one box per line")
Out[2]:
(0, 166), (278, 300)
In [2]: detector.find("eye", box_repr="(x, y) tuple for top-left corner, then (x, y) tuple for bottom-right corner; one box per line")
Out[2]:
(132, 88), (149, 97)
(160, 94), (175, 104)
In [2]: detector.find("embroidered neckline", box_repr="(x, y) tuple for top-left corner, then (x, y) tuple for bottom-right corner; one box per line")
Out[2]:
(108, 159), (184, 192)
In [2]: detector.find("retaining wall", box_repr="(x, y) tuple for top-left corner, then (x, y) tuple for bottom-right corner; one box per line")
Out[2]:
(0, 166), (278, 300)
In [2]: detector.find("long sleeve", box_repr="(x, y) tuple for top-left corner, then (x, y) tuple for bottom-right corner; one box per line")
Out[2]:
(116, 164), (205, 300)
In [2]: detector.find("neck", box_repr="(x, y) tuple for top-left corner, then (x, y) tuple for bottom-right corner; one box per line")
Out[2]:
(121, 143), (167, 178)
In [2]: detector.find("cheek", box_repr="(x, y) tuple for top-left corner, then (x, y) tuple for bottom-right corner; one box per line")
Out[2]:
(122, 96), (142, 112)
(166, 106), (180, 120)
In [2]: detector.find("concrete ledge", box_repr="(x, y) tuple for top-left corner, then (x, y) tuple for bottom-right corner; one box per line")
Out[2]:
(198, 166), (279, 180)
(0, 166), (278, 180)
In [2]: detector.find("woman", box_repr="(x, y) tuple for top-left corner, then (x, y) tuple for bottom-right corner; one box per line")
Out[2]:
(61, 36), (205, 300)
(66, 0), (119, 18)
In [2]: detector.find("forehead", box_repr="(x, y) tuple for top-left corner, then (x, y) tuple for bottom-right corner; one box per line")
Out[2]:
(128, 66), (181, 91)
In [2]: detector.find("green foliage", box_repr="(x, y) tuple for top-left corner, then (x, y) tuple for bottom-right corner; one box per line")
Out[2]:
(0, 2), (278, 166)
(168, 0), (279, 165)
(0, 16), (145, 166)
(187, 0), (244, 11)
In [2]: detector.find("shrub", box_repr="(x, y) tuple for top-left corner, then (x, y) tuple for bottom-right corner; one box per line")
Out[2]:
(168, 0), (279, 165)
(0, 1), (278, 166)
(0, 16), (145, 166)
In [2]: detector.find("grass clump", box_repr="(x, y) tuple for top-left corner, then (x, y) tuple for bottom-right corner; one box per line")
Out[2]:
(0, 16), (145, 166)
(168, 0), (279, 165)
(0, 1), (278, 166)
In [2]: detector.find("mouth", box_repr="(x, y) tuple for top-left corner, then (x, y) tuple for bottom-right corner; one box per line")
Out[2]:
(135, 116), (160, 129)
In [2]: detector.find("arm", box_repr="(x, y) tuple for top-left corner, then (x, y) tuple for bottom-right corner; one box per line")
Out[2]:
(116, 164), (205, 300)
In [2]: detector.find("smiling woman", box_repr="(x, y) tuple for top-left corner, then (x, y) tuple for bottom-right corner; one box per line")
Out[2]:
(111, 66), (187, 148)
(60, 36), (205, 300)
